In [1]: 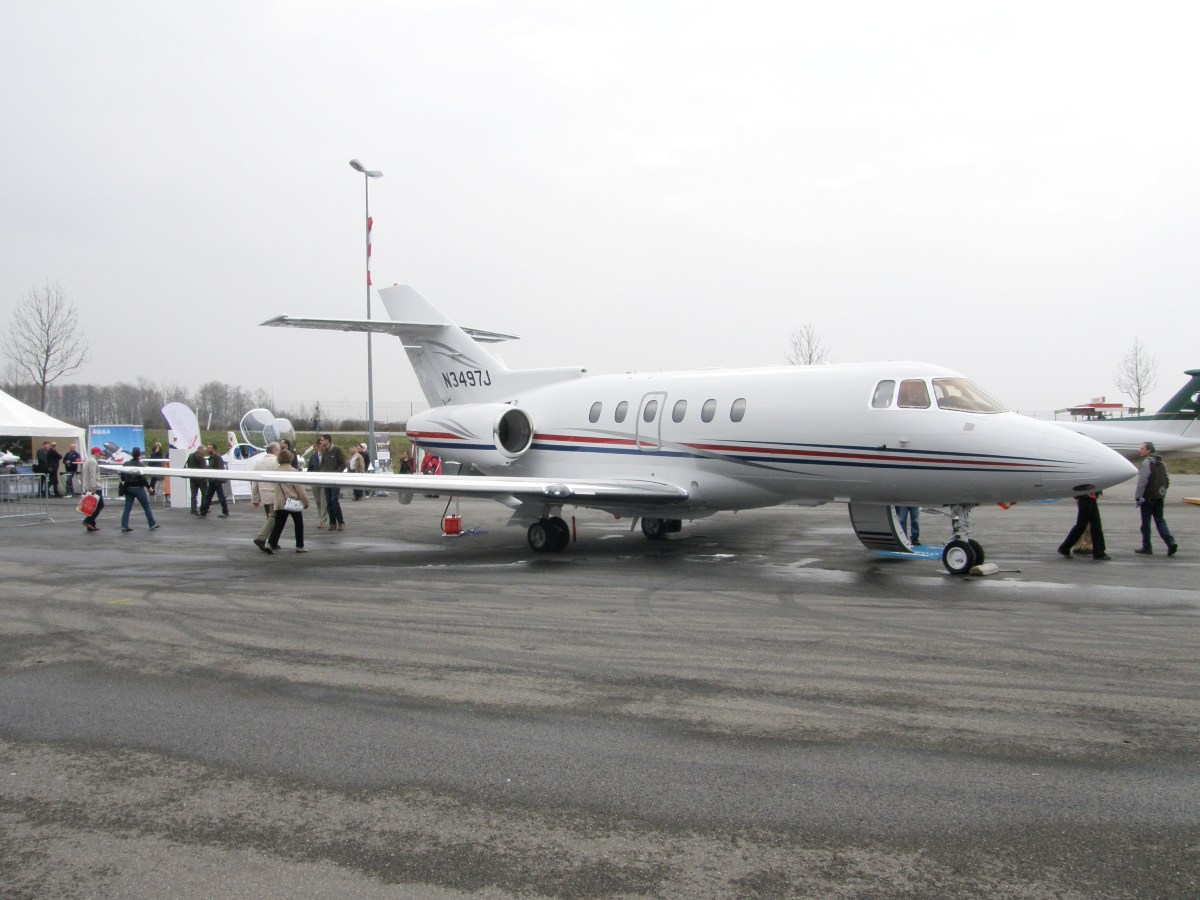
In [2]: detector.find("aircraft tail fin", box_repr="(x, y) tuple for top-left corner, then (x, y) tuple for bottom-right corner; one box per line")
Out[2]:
(1154, 369), (1200, 419)
(262, 286), (586, 407)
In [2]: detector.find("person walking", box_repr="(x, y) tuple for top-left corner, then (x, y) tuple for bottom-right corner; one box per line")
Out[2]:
(119, 448), (159, 532)
(186, 445), (208, 515)
(80, 446), (105, 532)
(1134, 441), (1178, 556)
(317, 434), (347, 531)
(307, 440), (328, 528)
(1057, 491), (1110, 560)
(250, 442), (281, 553)
(200, 443), (230, 518)
(267, 449), (310, 553)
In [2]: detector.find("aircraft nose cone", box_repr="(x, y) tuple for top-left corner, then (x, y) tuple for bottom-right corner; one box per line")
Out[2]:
(1101, 450), (1139, 488)
(1041, 429), (1137, 494)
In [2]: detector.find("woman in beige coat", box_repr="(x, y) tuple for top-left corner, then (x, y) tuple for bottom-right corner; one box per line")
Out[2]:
(266, 449), (310, 553)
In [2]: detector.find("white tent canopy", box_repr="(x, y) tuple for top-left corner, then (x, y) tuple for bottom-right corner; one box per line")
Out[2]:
(0, 388), (87, 454)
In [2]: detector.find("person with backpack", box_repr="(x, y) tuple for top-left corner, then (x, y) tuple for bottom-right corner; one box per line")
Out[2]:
(119, 448), (160, 532)
(1134, 441), (1178, 556)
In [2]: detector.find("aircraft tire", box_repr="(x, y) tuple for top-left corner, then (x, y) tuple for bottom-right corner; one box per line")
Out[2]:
(968, 539), (985, 566)
(641, 517), (667, 540)
(942, 539), (977, 575)
(527, 521), (552, 553)
(548, 516), (571, 552)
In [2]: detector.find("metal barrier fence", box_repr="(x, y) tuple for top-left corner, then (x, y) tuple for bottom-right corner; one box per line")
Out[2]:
(0, 473), (53, 526)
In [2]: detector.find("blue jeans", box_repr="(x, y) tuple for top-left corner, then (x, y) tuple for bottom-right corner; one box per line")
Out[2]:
(122, 486), (158, 529)
(1139, 499), (1175, 549)
(898, 506), (920, 543)
(326, 487), (344, 527)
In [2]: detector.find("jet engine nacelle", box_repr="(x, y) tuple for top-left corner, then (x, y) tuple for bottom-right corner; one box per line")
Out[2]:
(406, 403), (535, 465)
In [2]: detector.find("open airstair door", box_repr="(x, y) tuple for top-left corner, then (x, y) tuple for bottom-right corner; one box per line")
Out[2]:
(849, 503), (913, 553)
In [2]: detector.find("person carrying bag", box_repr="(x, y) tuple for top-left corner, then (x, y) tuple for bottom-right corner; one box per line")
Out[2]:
(265, 449), (310, 553)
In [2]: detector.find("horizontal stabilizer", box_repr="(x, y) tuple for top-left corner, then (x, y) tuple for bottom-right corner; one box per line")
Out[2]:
(261, 315), (518, 344)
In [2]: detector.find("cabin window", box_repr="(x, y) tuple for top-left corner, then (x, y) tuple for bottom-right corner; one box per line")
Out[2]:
(672, 399), (687, 423)
(897, 379), (931, 409)
(701, 399), (717, 423)
(614, 401), (628, 423)
(588, 401), (602, 423)
(730, 398), (747, 422)
(643, 399), (659, 422)
(932, 377), (1007, 414)
(871, 380), (895, 408)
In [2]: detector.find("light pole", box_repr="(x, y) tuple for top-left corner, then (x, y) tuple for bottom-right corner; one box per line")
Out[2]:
(349, 159), (382, 470)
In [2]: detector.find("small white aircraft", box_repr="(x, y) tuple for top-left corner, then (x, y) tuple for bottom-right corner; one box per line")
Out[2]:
(1054, 370), (1200, 460)
(111, 285), (1136, 574)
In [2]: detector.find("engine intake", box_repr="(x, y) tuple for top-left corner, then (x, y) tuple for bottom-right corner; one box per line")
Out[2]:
(406, 403), (535, 463)
(494, 406), (534, 457)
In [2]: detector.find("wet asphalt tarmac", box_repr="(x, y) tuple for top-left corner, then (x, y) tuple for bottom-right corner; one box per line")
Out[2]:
(1, 476), (1198, 897)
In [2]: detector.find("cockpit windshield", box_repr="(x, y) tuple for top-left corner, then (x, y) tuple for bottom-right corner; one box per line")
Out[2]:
(932, 378), (1007, 414)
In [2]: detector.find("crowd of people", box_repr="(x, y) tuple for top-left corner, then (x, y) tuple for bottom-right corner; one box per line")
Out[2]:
(58, 433), (423, 553)
(14, 434), (1184, 563)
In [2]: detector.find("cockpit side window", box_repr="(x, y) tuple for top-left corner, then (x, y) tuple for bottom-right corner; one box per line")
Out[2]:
(897, 379), (931, 409)
(871, 380), (895, 408)
(932, 377), (1007, 413)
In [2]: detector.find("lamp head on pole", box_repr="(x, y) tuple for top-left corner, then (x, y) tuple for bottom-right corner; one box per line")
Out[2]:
(349, 159), (383, 178)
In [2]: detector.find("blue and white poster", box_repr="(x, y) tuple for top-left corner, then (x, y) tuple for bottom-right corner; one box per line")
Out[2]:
(86, 425), (146, 464)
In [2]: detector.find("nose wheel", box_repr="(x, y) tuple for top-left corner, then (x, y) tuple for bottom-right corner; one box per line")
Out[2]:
(940, 506), (985, 575)
(942, 540), (975, 575)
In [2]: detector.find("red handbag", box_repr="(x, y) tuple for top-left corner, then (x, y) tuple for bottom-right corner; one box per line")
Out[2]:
(76, 493), (99, 516)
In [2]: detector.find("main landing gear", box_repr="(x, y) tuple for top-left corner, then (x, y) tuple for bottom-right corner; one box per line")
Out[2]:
(640, 517), (682, 540)
(527, 516), (571, 553)
(940, 504), (985, 576)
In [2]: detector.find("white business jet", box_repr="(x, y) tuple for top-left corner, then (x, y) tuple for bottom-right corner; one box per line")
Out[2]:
(1054, 370), (1200, 461)
(112, 286), (1136, 574)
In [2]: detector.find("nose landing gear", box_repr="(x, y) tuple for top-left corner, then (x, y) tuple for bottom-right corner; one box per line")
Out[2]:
(941, 505), (984, 575)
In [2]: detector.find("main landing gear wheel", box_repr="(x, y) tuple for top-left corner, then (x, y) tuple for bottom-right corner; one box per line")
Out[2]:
(528, 517), (570, 553)
(941, 539), (977, 575)
(641, 517), (682, 540)
(968, 539), (985, 566)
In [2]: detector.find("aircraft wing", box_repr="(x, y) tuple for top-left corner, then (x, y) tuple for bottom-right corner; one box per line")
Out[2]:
(102, 465), (689, 506)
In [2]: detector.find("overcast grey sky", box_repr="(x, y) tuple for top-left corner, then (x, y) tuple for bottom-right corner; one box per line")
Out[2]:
(2, 1), (1197, 418)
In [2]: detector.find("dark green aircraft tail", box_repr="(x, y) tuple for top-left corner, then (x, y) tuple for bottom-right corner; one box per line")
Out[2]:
(1152, 369), (1200, 419)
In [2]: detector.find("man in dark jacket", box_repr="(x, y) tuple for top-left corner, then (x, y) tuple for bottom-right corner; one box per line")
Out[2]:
(62, 443), (82, 497)
(1134, 441), (1178, 556)
(45, 442), (63, 498)
(35, 441), (50, 497)
(186, 446), (208, 515)
(199, 443), (230, 518)
(120, 448), (159, 531)
(317, 434), (347, 531)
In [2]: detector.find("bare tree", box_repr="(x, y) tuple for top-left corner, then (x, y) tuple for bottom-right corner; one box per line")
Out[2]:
(786, 323), (830, 366)
(1115, 337), (1158, 413)
(2, 282), (90, 410)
